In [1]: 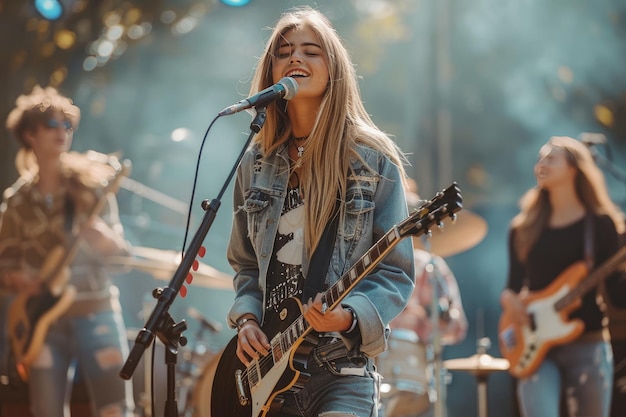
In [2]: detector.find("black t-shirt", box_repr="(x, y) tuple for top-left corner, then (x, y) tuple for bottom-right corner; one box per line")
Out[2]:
(507, 214), (622, 332)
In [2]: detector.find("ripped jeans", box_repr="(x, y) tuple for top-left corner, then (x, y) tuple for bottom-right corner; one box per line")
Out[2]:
(517, 336), (613, 417)
(280, 336), (381, 417)
(28, 308), (134, 417)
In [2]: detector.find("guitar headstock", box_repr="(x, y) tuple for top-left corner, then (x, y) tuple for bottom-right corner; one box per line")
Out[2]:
(398, 182), (463, 239)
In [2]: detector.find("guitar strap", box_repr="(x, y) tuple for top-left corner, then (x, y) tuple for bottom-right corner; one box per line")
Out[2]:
(302, 202), (340, 303)
(64, 193), (75, 234)
(584, 213), (594, 270)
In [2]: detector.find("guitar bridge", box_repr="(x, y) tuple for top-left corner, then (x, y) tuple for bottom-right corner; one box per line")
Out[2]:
(235, 369), (249, 406)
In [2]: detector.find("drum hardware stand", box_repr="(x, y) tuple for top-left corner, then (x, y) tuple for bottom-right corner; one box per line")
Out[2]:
(120, 107), (268, 417)
(475, 336), (492, 417)
(179, 308), (222, 417)
(422, 235), (449, 417)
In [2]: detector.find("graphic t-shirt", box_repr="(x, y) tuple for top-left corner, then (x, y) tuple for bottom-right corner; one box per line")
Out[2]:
(266, 185), (305, 313)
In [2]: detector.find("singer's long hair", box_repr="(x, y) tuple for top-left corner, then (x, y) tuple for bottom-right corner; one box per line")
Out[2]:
(511, 135), (625, 261)
(249, 6), (408, 253)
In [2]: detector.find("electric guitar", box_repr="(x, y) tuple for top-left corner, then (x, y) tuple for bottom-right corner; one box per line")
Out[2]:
(7, 153), (130, 381)
(499, 245), (626, 378)
(210, 183), (463, 417)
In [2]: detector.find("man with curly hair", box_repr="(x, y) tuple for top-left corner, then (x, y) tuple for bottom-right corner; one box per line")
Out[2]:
(0, 86), (135, 417)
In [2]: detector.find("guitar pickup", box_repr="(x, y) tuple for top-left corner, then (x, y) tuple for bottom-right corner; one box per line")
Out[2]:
(235, 369), (249, 406)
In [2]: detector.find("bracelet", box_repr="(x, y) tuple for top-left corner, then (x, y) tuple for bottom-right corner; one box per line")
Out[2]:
(341, 307), (358, 334)
(236, 316), (258, 332)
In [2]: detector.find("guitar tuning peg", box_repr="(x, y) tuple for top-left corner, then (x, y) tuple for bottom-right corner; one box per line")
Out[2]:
(180, 285), (188, 298)
(186, 272), (194, 284)
(198, 246), (206, 258)
(425, 229), (433, 238)
(450, 213), (458, 223)
(437, 221), (444, 230)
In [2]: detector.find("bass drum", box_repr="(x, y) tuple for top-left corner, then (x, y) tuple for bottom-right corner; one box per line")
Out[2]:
(189, 348), (222, 417)
(376, 329), (431, 417)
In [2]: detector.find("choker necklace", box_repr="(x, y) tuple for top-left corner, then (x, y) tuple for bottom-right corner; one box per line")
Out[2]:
(290, 136), (308, 158)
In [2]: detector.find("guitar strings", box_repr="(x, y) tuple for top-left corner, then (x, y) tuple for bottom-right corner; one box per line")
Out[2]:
(241, 318), (303, 385)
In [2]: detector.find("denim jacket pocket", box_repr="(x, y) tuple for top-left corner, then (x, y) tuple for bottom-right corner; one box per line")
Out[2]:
(341, 189), (374, 241)
(242, 188), (270, 244)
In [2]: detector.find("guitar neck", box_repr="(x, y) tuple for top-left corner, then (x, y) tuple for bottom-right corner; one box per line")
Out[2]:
(275, 183), (462, 351)
(43, 164), (128, 284)
(325, 227), (402, 310)
(555, 245), (626, 311)
(278, 225), (404, 351)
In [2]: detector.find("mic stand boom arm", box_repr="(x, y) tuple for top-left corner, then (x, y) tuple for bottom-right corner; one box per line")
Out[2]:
(588, 146), (626, 185)
(119, 108), (268, 416)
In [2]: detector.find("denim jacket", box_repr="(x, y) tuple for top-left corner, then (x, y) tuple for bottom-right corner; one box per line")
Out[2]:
(226, 142), (415, 357)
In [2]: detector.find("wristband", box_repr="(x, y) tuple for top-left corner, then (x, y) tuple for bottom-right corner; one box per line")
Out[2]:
(236, 316), (258, 332)
(342, 307), (358, 334)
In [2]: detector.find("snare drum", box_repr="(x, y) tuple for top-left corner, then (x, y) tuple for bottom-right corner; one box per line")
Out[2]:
(376, 329), (431, 417)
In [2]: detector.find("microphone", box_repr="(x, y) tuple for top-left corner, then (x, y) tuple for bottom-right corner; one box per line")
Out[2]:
(219, 77), (298, 116)
(579, 132), (607, 146)
(187, 307), (223, 333)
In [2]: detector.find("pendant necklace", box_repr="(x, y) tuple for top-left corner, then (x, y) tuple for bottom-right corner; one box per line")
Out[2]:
(291, 135), (307, 158)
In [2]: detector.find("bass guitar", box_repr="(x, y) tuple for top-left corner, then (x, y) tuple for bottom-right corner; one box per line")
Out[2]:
(499, 244), (626, 378)
(7, 153), (130, 381)
(210, 183), (463, 417)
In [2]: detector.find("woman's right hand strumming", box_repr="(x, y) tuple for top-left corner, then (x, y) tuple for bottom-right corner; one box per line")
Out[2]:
(500, 288), (530, 326)
(236, 314), (270, 366)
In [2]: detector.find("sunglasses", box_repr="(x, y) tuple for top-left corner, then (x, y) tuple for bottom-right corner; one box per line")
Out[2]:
(44, 119), (73, 130)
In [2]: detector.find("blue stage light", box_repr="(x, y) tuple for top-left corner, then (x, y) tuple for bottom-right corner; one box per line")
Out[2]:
(220, 0), (251, 7)
(34, 0), (64, 20)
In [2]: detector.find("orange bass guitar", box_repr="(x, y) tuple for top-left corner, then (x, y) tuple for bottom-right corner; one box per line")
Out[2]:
(499, 245), (626, 378)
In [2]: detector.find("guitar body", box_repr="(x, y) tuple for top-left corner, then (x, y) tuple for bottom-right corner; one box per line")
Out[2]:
(7, 246), (78, 380)
(211, 297), (314, 417)
(498, 261), (588, 378)
(7, 285), (77, 375)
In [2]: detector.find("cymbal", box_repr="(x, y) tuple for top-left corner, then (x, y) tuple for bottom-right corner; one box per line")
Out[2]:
(108, 246), (233, 290)
(443, 353), (509, 377)
(413, 209), (488, 257)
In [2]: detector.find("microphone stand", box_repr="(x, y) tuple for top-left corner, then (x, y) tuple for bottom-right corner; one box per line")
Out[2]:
(588, 145), (626, 186)
(119, 108), (268, 417)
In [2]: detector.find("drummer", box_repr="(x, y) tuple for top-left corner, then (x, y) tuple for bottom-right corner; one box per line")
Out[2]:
(386, 179), (469, 417)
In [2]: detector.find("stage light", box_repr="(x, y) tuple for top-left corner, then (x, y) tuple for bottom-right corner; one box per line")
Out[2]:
(35, 0), (63, 20)
(34, 0), (64, 20)
(220, 0), (251, 7)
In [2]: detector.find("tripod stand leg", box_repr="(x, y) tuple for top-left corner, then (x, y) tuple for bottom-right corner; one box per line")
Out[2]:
(477, 378), (488, 417)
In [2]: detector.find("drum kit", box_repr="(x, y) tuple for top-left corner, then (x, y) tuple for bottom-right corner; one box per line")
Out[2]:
(378, 207), (511, 417)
